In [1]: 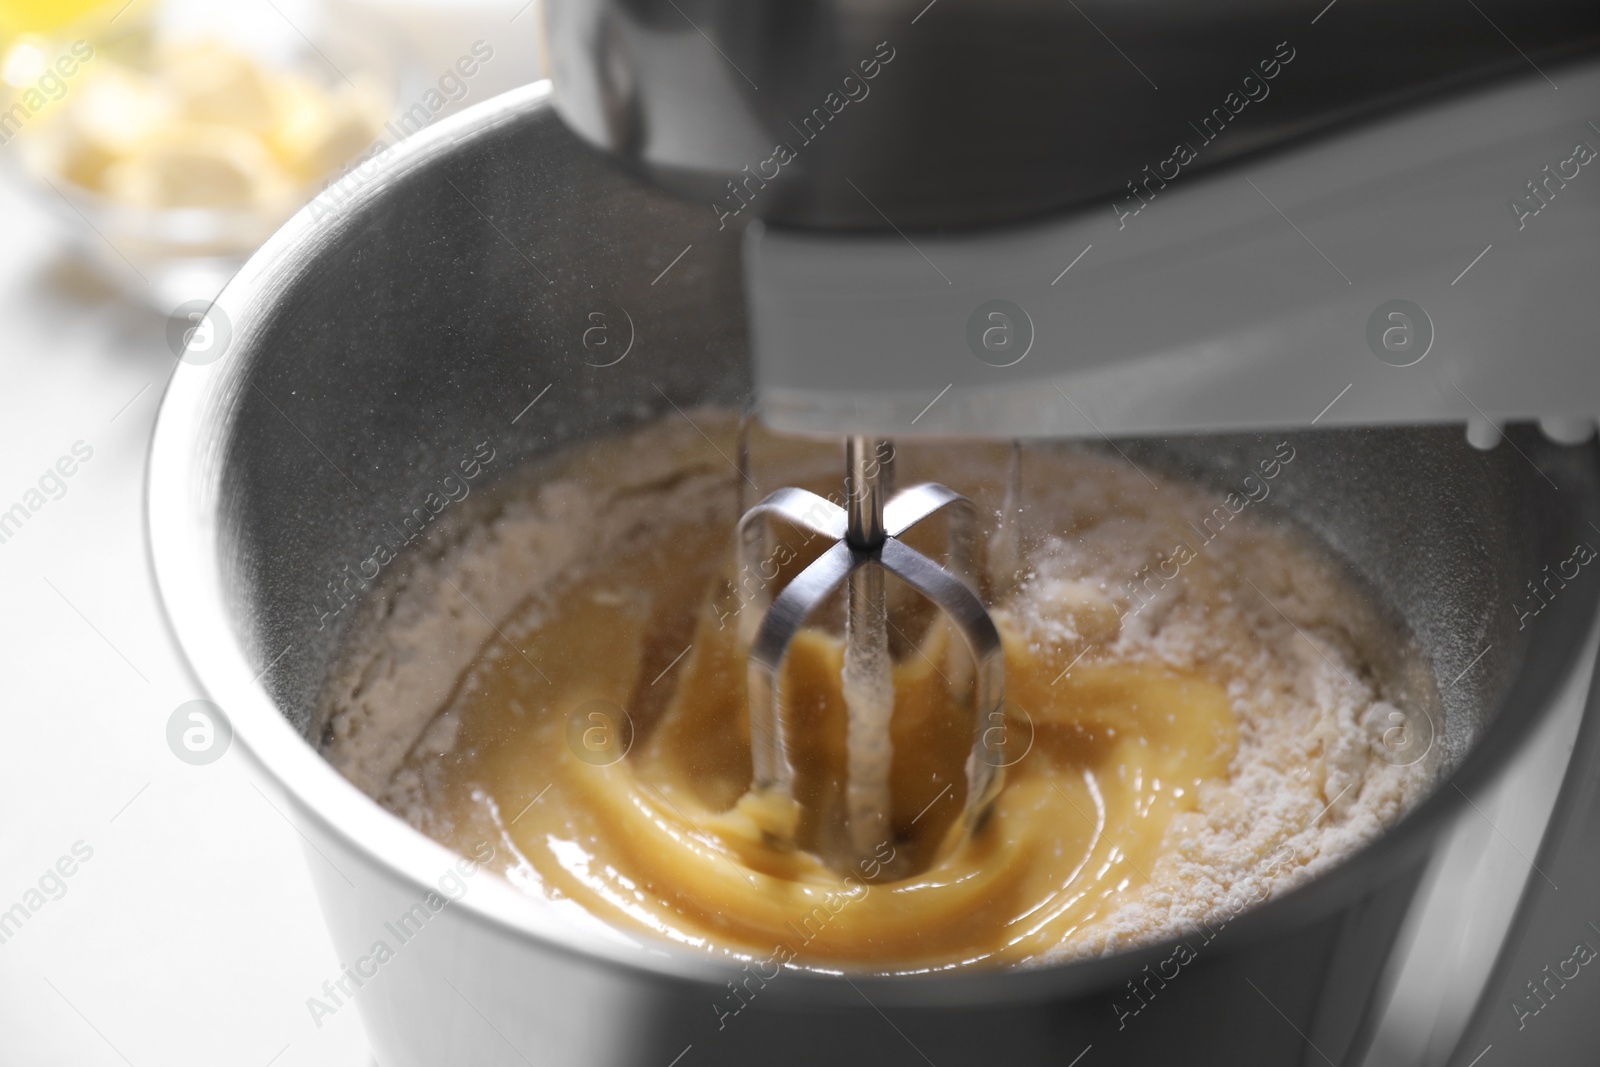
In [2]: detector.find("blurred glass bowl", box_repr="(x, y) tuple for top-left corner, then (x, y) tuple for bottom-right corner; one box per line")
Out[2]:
(3, 5), (417, 309)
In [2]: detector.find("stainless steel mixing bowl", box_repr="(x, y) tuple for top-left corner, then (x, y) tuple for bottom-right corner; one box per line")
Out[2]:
(148, 82), (1600, 1066)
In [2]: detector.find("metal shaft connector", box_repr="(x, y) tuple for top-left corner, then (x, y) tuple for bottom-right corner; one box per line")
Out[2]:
(845, 436), (889, 550)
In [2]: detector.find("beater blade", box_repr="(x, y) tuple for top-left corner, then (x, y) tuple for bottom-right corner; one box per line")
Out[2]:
(737, 437), (1007, 869)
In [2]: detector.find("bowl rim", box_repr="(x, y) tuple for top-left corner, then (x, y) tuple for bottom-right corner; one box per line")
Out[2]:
(145, 77), (1600, 1009)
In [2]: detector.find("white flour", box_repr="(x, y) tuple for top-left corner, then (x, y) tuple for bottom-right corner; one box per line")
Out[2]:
(996, 443), (1438, 959)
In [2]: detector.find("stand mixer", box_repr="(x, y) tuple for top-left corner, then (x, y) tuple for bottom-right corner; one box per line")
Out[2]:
(545, 0), (1600, 882)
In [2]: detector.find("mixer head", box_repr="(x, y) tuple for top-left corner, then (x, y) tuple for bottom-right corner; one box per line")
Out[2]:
(545, 0), (1600, 443)
(546, 0), (1600, 231)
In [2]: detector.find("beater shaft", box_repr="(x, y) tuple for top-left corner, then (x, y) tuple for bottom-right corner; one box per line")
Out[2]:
(843, 438), (895, 855)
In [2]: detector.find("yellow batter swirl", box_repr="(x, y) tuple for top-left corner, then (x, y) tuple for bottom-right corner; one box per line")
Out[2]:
(400, 505), (1235, 970)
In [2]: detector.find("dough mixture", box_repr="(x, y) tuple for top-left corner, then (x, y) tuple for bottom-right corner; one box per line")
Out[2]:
(320, 416), (1439, 971)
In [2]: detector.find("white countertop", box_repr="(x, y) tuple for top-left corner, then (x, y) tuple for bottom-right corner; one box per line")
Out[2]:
(0, 4), (545, 1060)
(0, 99), (373, 1067)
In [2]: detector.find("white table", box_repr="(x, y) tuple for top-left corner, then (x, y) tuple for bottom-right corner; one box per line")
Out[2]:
(0, 137), (373, 1067)
(0, 3), (545, 1059)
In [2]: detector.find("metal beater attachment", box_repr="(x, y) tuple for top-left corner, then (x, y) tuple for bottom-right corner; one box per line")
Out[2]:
(737, 436), (1006, 861)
